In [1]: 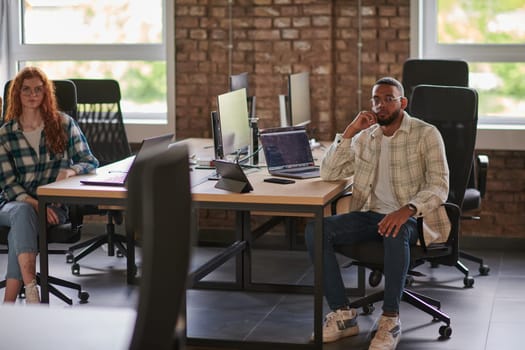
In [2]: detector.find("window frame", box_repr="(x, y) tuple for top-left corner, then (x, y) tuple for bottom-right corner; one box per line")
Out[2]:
(411, 0), (525, 151)
(5, 0), (175, 143)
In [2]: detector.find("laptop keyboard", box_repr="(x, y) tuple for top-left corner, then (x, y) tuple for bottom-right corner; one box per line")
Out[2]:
(282, 168), (318, 174)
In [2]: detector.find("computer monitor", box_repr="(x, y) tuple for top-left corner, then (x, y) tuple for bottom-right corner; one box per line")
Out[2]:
(210, 111), (223, 160)
(289, 72), (311, 127)
(230, 72), (256, 119)
(230, 72), (249, 96)
(279, 72), (311, 127)
(217, 88), (251, 157)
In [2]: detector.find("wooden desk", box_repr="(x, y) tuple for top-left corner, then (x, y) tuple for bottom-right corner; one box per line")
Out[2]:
(36, 138), (354, 349)
(0, 304), (135, 349)
(189, 170), (352, 349)
(37, 161), (130, 304)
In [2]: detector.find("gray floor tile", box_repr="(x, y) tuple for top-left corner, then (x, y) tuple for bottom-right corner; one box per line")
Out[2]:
(0, 235), (522, 350)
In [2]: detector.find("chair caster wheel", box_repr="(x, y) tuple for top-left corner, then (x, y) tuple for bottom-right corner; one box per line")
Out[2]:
(463, 276), (474, 288)
(439, 325), (452, 338)
(79, 291), (89, 303)
(66, 252), (74, 264)
(479, 265), (490, 275)
(362, 304), (375, 315)
(117, 250), (124, 258)
(72, 263), (80, 275)
(368, 270), (382, 287)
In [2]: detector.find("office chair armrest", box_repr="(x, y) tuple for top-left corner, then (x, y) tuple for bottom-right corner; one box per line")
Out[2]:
(477, 154), (489, 198)
(331, 183), (353, 215)
(442, 202), (461, 245)
(416, 202), (461, 253)
(416, 217), (426, 252)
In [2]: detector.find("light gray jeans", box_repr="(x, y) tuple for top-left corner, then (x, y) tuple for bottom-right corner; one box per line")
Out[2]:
(0, 201), (68, 280)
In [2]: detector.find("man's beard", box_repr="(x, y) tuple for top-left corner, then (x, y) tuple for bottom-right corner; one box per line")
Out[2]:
(377, 108), (401, 126)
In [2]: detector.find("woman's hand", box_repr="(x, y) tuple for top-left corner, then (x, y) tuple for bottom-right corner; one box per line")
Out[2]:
(46, 206), (60, 225)
(24, 197), (60, 225)
(55, 169), (76, 182)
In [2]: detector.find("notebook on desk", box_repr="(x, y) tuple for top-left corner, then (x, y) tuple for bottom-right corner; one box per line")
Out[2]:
(259, 126), (320, 179)
(80, 133), (174, 186)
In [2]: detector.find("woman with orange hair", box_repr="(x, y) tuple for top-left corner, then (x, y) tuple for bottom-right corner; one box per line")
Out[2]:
(0, 67), (98, 303)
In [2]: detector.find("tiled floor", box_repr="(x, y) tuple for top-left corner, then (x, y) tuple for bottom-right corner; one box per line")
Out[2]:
(0, 226), (523, 350)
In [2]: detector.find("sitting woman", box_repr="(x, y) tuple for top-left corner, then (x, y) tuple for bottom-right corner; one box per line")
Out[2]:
(0, 67), (99, 303)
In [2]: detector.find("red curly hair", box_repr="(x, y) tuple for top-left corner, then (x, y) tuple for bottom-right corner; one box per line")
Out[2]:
(5, 66), (67, 154)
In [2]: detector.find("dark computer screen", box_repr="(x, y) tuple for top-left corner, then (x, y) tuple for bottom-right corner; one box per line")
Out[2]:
(230, 72), (249, 96)
(260, 129), (314, 168)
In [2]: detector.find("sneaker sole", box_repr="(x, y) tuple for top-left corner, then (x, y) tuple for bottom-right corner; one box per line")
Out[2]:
(311, 325), (360, 343)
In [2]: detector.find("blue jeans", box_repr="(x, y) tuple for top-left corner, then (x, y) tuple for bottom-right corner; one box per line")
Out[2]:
(305, 211), (418, 314)
(0, 201), (68, 280)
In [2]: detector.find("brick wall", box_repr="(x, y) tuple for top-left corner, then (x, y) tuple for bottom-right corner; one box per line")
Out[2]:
(175, 0), (409, 140)
(462, 150), (525, 238)
(174, 0), (525, 239)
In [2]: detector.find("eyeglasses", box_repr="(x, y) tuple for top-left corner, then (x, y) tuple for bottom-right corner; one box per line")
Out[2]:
(21, 85), (45, 96)
(370, 96), (402, 106)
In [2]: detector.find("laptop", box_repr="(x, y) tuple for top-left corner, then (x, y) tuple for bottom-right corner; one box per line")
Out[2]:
(80, 133), (174, 186)
(259, 127), (320, 179)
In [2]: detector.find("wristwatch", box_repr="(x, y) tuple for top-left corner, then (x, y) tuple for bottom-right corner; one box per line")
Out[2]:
(407, 203), (417, 214)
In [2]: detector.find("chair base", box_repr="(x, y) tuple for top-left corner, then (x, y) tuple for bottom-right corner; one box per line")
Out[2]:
(348, 288), (452, 338)
(66, 212), (129, 275)
(66, 233), (128, 275)
(459, 250), (490, 275)
(0, 274), (89, 305)
(428, 258), (476, 288)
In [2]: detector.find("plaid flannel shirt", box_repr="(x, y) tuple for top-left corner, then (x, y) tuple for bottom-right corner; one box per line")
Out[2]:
(321, 112), (451, 245)
(0, 113), (99, 206)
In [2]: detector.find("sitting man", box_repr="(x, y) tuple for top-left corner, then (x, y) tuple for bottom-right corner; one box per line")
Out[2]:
(305, 77), (450, 350)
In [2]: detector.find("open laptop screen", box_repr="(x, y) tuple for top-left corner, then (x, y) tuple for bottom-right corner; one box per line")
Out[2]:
(260, 129), (315, 171)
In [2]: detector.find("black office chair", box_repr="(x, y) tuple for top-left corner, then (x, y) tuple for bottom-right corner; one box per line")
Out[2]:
(402, 58), (490, 276)
(127, 143), (192, 350)
(65, 78), (133, 275)
(401, 59), (469, 115)
(0, 79), (89, 305)
(334, 85), (479, 338)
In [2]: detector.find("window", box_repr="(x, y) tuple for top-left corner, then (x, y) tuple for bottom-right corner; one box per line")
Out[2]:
(3, 0), (175, 141)
(417, 0), (525, 125)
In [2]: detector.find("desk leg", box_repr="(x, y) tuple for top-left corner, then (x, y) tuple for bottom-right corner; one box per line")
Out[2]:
(237, 211), (248, 288)
(38, 199), (49, 303)
(313, 208), (324, 348)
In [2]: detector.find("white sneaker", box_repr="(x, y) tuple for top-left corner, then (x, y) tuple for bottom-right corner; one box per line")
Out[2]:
(312, 308), (359, 343)
(369, 315), (401, 350)
(24, 279), (40, 304)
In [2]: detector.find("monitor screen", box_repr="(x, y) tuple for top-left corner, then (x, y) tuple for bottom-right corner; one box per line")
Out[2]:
(230, 72), (249, 96)
(217, 88), (251, 156)
(230, 72), (256, 118)
(289, 72), (311, 126)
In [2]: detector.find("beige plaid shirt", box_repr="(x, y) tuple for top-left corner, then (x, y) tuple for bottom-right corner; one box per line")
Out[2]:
(321, 112), (451, 244)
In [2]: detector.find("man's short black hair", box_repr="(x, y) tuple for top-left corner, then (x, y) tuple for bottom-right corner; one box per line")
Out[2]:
(374, 77), (405, 97)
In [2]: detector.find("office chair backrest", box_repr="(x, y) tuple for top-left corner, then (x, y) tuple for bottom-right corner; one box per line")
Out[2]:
(2, 79), (78, 124)
(70, 78), (132, 165)
(127, 143), (192, 350)
(410, 84), (478, 210)
(402, 59), (469, 113)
